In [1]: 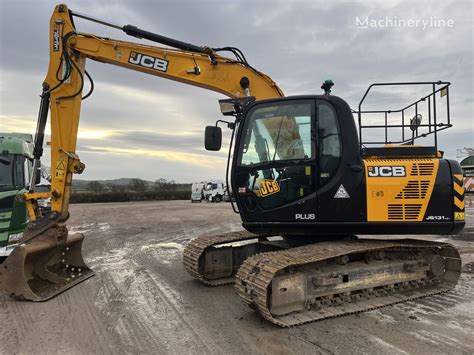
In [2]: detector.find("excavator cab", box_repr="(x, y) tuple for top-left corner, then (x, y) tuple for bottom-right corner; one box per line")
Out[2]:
(216, 82), (464, 238)
(228, 95), (364, 236)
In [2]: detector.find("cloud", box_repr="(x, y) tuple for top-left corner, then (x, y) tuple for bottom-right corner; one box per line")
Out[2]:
(80, 145), (225, 168)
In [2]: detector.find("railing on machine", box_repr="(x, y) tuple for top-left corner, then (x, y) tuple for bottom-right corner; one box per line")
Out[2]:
(356, 81), (451, 155)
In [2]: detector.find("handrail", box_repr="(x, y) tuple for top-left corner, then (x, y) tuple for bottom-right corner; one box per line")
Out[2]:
(356, 81), (451, 152)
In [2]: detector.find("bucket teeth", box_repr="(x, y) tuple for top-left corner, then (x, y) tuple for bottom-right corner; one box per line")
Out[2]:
(0, 225), (94, 301)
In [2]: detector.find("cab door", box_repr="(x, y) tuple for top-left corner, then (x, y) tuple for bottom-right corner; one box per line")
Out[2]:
(315, 98), (366, 223)
(233, 99), (319, 223)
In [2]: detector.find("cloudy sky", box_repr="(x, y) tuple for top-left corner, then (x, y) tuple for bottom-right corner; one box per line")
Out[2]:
(0, 0), (472, 182)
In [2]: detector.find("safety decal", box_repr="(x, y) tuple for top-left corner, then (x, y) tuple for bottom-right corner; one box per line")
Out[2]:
(334, 184), (350, 199)
(259, 179), (280, 197)
(56, 160), (66, 178)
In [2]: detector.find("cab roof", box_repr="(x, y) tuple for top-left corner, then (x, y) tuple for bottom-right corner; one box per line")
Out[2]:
(0, 133), (34, 156)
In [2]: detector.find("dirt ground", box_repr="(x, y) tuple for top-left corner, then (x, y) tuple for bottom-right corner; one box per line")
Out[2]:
(1, 198), (473, 355)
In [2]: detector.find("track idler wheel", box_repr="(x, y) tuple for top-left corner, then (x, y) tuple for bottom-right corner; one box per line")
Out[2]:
(0, 224), (94, 301)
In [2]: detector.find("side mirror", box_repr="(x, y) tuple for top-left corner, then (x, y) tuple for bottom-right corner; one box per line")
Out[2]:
(205, 126), (222, 151)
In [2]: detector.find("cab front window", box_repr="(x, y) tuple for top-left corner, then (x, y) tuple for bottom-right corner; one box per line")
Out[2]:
(0, 154), (26, 191)
(0, 154), (14, 191)
(238, 102), (313, 166)
(236, 101), (315, 210)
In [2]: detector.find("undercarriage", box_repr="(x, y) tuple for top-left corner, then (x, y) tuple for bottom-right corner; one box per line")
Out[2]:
(183, 232), (461, 326)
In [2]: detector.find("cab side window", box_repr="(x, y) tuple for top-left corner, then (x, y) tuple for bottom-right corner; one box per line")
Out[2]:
(317, 101), (342, 186)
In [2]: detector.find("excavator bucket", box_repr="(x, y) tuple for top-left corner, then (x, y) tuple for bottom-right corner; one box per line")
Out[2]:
(0, 224), (94, 301)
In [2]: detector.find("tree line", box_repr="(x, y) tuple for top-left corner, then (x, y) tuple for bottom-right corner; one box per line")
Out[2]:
(70, 178), (190, 203)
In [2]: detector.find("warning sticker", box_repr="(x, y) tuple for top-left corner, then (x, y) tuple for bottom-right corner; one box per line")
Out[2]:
(56, 160), (66, 178)
(56, 161), (65, 170)
(334, 184), (350, 199)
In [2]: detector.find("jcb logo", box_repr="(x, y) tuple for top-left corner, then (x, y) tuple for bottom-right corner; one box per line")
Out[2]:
(368, 166), (406, 177)
(259, 179), (280, 197)
(128, 52), (169, 72)
(53, 25), (60, 52)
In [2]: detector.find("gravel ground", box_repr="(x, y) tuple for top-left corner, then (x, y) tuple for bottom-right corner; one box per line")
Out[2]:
(1, 197), (473, 355)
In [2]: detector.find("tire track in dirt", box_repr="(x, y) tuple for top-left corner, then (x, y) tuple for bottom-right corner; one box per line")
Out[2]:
(0, 295), (20, 354)
(98, 277), (163, 353)
(77, 218), (216, 352)
(88, 248), (169, 353)
(1, 284), (112, 354)
(7, 299), (36, 336)
(105, 274), (166, 353)
(134, 246), (217, 353)
(74, 286), (112, 354)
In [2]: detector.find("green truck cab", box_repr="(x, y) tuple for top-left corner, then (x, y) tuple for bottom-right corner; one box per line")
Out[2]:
(0, 133), (34, 262)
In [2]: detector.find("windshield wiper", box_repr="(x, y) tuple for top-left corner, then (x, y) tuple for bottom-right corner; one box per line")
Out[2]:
(271, 116), (285, 161)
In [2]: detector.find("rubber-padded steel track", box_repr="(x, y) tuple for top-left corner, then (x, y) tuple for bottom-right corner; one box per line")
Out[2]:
(235, 239), (461, 327)
(182, 230), (263, 286)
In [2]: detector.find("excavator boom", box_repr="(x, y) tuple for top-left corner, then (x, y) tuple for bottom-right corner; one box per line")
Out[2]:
(38, 4), (283, 222)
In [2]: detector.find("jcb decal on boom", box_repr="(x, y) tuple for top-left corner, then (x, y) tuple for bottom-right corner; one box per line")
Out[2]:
(53, 25), (60, 52)
(128, 52), (169, 72)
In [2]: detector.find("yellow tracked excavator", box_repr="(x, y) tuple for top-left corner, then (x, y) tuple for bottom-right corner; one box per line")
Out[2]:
(0, 4), (465, 327)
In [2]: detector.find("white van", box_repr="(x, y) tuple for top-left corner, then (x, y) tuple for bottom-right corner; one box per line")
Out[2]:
(191, 182), (204, 202)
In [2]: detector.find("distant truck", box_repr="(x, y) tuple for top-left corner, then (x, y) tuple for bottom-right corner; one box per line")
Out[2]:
(0, 133), (34, 261)
(191, 182), (205, 202)
(0, 133), (51, 261)
(204, 180), (225, 202)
